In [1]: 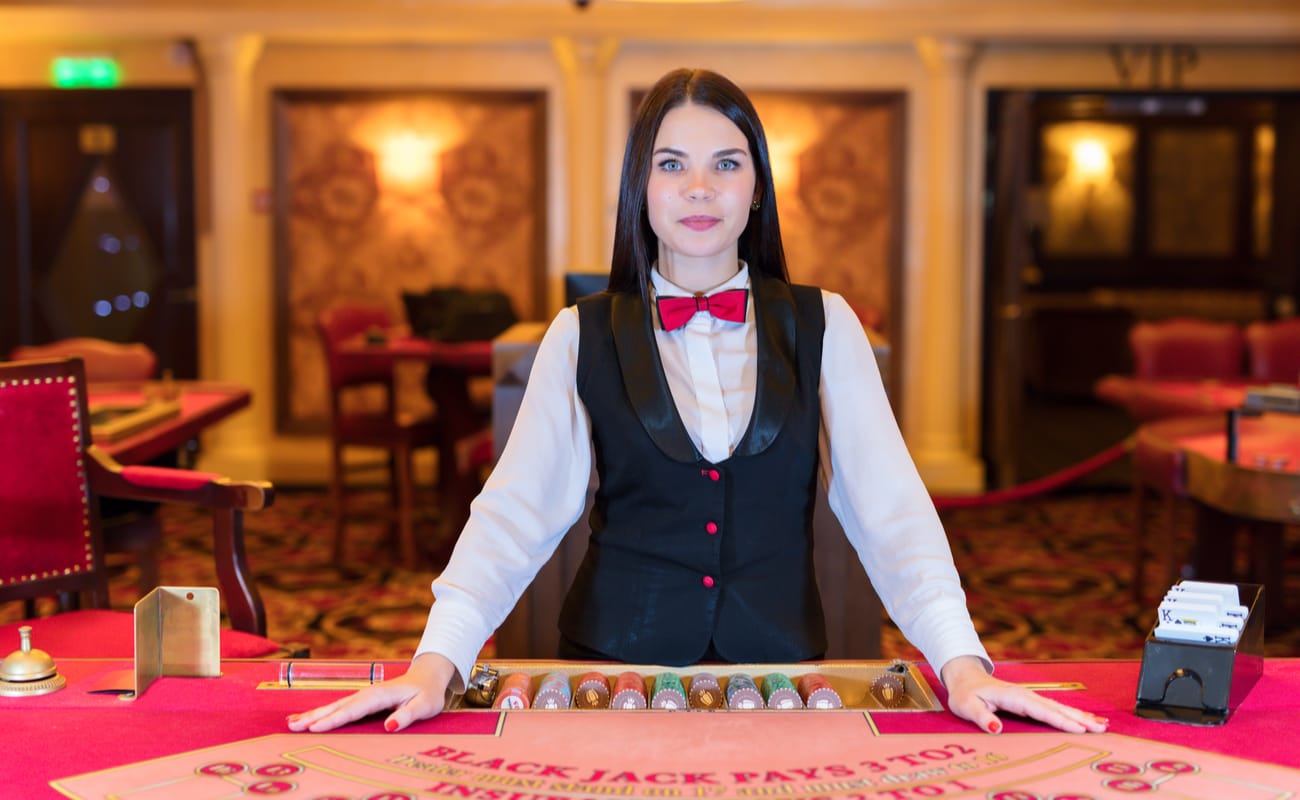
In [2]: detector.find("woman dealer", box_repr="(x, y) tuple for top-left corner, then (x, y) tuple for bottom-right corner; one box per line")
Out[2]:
(290, 67), (1109, 737)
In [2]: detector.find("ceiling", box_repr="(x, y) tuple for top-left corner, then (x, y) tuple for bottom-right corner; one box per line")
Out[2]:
(0, 0), (1296, 45)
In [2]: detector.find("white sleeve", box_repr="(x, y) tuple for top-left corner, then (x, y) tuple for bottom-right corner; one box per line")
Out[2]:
(415, 307), (592, 691)
(817, 291), (992, 676)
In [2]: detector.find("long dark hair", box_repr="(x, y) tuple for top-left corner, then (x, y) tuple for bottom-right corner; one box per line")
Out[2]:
(607, 68), (789, 299)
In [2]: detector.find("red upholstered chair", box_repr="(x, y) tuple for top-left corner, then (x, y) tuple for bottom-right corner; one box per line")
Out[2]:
(317, 304), (439, 565)
(1128, 317), (1245, 381)
(1245, 318), (1300, 384)
(8, 338), (164, 602)
(0, 357), (290, 659)
(9, 337), (156, 382)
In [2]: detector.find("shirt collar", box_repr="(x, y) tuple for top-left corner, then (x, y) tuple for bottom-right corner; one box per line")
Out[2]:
(650, 262), (751, 300)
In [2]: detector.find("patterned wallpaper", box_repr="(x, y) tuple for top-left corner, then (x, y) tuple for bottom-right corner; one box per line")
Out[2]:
(751, 92), (901, 339)
(274, 91), (546, 431)
(275, 89), (900, 431)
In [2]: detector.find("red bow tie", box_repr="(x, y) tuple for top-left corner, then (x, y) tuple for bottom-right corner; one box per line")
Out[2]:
(655, 289), (749, 331)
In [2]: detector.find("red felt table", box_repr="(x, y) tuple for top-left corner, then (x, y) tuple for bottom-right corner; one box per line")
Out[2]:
(89, 381), (251, 465)
(1093, 376), (1252, 422)
(3, 659), (1298, 798)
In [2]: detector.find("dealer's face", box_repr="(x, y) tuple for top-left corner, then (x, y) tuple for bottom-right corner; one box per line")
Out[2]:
(646, 102), (756, 280)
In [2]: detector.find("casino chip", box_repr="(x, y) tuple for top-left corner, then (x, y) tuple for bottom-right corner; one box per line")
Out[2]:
(870, 673), (907, 708)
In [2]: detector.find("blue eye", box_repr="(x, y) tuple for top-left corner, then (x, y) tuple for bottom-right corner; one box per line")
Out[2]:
(718, 158), (739, 171)
(657, 158), (682, 171)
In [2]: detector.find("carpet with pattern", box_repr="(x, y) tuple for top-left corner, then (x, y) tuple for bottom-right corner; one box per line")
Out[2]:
(7, 488), (1298, 662)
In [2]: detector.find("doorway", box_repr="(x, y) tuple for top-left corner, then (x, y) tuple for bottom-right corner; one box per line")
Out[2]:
(981, 89), (1300, 489)
(0, 89), (197, 376)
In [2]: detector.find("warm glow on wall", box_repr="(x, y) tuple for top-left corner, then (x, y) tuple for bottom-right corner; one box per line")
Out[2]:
(378, 131), (440, 190)
(764, 133), (802, 196)
(1041, 121), (1136, 257)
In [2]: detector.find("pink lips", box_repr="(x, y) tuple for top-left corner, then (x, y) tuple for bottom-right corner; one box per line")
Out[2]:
(679, 216), (721, 231)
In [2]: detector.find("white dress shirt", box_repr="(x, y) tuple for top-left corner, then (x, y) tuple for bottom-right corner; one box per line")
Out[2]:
(417, 265), (990, 691)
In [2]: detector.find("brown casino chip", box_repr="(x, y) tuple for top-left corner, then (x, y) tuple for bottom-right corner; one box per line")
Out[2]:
(688, 672), (724, 710)
(573, 671), (611, 709)
(870, 673), (907, 708)
(610, 671), (648, 709)
(796, 673), (844, 709)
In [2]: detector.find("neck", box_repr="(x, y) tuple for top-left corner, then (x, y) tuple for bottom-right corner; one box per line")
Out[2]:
(656, 251), (741, 294)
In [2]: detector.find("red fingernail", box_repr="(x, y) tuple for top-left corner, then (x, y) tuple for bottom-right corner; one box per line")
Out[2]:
(988, 720), (1002, 734)
(384, 719), (399, 732)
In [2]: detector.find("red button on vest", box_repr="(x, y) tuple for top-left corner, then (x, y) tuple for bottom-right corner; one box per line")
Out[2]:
(705, 522), (718, 535)
(702, 576), (715, 588)
(707, 469), (720, 481)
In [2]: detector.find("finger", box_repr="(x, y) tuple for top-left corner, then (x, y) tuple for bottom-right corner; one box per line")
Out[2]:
(946, 691), (1001, 734)
(986, 689), (1105, 734)
(287, 696), (353, 731)
(385, 689), (448, 732)
(308, 690), (406, 733)
(291, 686), (408, 733)
(1027, 695), (1108, 732)
(1049, 703), (1109, 732)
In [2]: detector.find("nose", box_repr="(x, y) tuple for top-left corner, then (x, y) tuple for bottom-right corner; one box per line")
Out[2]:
(683, 168), (714, 200)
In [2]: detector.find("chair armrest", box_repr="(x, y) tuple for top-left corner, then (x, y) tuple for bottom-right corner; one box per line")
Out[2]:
(86, 446), (275, 511)
(84, 446), (272, 635)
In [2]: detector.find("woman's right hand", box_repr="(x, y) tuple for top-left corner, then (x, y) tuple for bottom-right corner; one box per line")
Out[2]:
(287, 652), (458, 733)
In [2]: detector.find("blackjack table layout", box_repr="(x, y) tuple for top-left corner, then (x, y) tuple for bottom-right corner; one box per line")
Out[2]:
(2, 658), (1298, 799)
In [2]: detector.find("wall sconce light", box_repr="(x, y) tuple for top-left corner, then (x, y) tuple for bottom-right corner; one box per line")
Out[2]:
(378, 131), (440, 191)
(1070, 138), (1113, 184)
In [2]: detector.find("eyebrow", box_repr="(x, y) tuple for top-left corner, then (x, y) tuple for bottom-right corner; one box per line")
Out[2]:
(652, 147), (750, 158)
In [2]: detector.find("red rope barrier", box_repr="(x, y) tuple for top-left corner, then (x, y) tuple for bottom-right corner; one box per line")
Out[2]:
(931, 437), (1134, 511)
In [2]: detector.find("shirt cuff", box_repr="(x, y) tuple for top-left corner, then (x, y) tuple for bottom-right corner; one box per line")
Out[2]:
(925, 635), (995, 684)
(413, 596), (494, 696)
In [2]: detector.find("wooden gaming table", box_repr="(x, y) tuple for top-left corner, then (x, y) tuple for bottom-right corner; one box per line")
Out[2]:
(1138, 412), (1300, 626)
(87, 380), (251, 466)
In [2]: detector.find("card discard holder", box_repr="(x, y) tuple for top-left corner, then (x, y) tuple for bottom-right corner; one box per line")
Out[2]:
(1135, 581), (1264, 726)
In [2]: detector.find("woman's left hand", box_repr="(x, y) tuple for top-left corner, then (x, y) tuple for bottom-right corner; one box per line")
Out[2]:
(940, 656), (1109, 734)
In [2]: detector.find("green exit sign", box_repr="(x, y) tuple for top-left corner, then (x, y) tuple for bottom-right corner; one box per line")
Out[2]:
(50, 57), (121, 88)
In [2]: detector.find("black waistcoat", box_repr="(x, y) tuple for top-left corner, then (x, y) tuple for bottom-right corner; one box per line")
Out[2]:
(560, 272), (827, 665)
